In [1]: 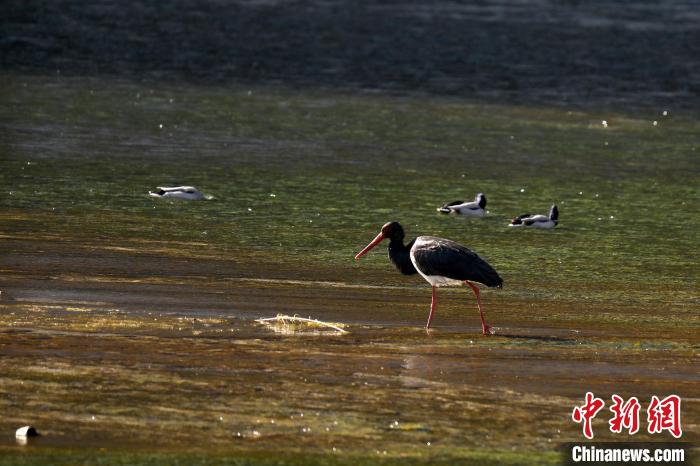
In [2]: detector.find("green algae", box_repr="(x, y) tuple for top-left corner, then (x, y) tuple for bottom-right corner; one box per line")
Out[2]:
(1, 75), (698, 305)
(1, 74), (698, 463)
(0, 447), (561, 466)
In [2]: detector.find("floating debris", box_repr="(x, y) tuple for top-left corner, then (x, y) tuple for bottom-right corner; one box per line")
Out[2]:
(255, 314), (348, 335)
(387, 421), (430, 432)
(233, 430), (261, 439)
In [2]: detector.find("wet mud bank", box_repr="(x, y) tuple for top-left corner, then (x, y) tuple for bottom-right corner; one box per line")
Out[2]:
(1, 239), (698, 463)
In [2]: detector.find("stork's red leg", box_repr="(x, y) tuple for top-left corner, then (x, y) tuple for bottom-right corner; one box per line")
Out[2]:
(426, 286), (437, 328)
(465, 281), (492, 335)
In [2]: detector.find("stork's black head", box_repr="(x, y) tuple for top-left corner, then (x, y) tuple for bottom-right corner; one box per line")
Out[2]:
(355, 221), (405, 260)
(380, 221), (404, 242)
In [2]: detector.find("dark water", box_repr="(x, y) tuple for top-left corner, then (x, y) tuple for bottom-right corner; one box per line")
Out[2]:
(1, 2), (699, 465)
(2, 1), (699, 107)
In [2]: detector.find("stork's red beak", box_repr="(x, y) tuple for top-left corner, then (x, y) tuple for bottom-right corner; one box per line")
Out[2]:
(354, 231), (385, 260)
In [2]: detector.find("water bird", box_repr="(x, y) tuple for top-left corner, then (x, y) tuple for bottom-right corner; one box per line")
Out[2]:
(509, 205), (558, 229)
(354, 222), (503, 334)
(437, 192), (487, 217)
(149, 186), (209, 200)
(15, 426), (39, 438)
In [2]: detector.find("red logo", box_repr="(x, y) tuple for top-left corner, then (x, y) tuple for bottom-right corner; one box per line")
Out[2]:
(647, 395), (682, 438)
(572, 393), (682, 439)
(572, 392), (605, 439)
(608, 395), (640, 435)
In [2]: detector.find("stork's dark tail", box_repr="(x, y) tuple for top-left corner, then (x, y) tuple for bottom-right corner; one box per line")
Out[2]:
(476, 258), (503, 288)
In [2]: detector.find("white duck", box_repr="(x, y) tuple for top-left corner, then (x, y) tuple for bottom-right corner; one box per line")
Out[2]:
(437, 192), (487, 217)
(149, 186), (210, 200)
(509, 205), (559, 229)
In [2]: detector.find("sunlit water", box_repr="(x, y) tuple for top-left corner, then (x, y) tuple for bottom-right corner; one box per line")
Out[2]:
(0, 75), (698, 464)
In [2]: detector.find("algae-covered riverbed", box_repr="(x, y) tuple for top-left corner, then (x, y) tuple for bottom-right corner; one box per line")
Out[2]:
(1, 73), (698, 465)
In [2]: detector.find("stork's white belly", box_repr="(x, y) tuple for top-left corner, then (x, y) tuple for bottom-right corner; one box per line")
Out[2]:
(421, 274), (464, 287)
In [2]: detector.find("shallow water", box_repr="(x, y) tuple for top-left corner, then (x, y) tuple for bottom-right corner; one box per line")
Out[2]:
(0, 74), (699, 464)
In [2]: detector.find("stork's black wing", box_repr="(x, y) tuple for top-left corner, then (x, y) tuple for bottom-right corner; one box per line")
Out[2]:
(411, 236), (503, 287)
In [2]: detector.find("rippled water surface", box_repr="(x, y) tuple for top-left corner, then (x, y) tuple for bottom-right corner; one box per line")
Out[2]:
(1, 74), (698, 464)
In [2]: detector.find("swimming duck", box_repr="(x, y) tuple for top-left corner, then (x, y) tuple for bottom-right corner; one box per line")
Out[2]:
(509, 205), (558, 229)
(149, 186), (209, 200)
(437, 192), (487, 217)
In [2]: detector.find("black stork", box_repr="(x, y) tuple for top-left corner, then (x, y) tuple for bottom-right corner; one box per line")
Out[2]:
(354, 222), (503, 335)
